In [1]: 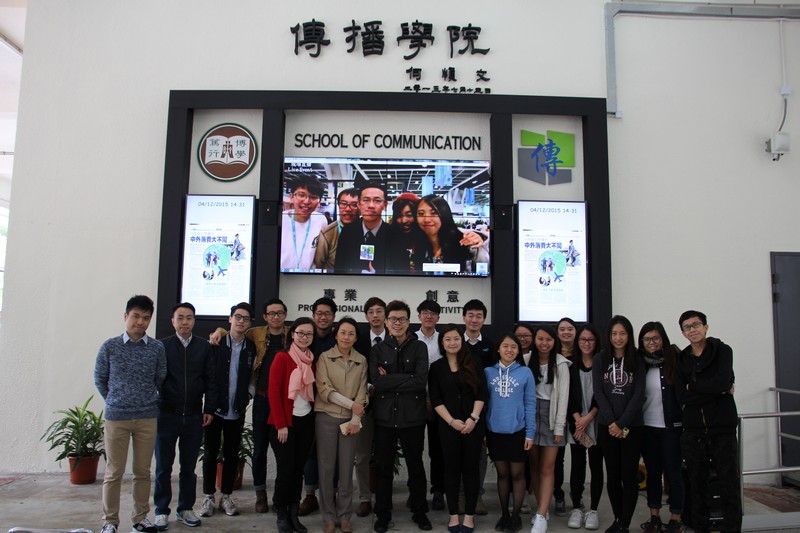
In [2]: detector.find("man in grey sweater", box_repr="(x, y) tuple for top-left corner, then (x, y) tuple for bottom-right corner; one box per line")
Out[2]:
(95, 295), (167, 533)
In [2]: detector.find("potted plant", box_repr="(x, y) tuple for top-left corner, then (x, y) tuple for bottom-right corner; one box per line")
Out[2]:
(40, 395), (106, 485)
(199, 422), (254, 490)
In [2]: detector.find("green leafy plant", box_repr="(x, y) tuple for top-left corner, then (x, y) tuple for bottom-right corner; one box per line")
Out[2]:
(198, 422), (254, 467)
(40, 395), (105, 471)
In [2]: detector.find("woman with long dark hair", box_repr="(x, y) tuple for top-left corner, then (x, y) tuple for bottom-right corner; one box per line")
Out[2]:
(315, 317), (368, 533)
(415, 194), (489, 272)
(637, 322), (685, 533)
(592, 316), (645, 533)
(268, 317), (317, 533)
(429, 324), (488, 533)
(386, 192), (425, 272)
(528, 325), (571, 533)
(565, 323), (604, 530)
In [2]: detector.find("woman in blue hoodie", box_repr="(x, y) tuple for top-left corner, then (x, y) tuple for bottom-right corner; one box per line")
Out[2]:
(484, 333), (536, 533)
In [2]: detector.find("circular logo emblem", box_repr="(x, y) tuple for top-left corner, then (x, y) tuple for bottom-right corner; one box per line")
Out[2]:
(197, 123), (258, 182)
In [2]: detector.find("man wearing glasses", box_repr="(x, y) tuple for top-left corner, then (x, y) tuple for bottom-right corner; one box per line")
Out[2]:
(314, 188), (359, 270)
(370, 300), (432, 532)
(334, 181), (389, 274)
(200, 303), (256, 519)
(675, 310), (741, 533)
(281, 175), (327, 272)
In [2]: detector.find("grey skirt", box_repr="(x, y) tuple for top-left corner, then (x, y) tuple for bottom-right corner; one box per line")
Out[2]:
(535, 399), (566, 447)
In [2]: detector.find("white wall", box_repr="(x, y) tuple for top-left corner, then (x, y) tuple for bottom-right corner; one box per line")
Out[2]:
(1, 0), (798, 483)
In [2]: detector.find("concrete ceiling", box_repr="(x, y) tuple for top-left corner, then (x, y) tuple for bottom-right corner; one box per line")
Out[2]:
(0, 0), (25, 210)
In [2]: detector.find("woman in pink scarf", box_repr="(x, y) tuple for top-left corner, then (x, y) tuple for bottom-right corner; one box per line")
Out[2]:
(268, 317), (316, 533)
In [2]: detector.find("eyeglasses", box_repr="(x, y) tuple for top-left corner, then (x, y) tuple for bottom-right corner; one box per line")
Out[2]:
(515, 333), (532, 339)
(387, 317), (409, 324)
(338, 201), (359, 210)
(419, 310), (439, 317)
(294, 331), (314, 339)
(232, 314), (251, 322)
(643, 336), (662, 344)
(681, 321), (704, 332)
(266, 311), (286, 318)
(292, 191), (320, 202)
(314, 311), (334, 318)
(578, 338), (596, 344)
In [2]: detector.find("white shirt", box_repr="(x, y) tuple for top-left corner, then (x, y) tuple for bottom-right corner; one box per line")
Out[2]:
(417, 329), (441, 366)
(280, 211), (327, 271)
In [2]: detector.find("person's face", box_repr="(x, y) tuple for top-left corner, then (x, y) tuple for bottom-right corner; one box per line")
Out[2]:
(397, 204), (415, 233)
(463, 309), (485, 334)
(558, 321), (576, 345)
(416, 200), (441, 238)
(418, 308), (440, 330)
(229, 309), (252, 336)
(577, 330), (597, 357)
(171, 306), (195, 339)
(386, 310), (410, 338)
(535, 330), (555, 356)
(337, 193), (359, 225)
(498, 336), (520, 365)
(313, 304), (335, 332)
(292, 323), (315, 351)
(514, 327), (533, 351)
(681, 317), (708, 344)
(264, 303), (287, 331)
(365, 304), (385, 330)
(336, 322), (358, 352)
(359, 187), (386, 224)
(641, 329), (664, 354)
(610, 323), (629, 354)
(441, 330), (462, 356)
(290, 186), (321, 217)
(124, 307), (152, 339)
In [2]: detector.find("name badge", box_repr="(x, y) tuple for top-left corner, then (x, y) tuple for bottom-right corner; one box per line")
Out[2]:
(360, 244), (375, 261)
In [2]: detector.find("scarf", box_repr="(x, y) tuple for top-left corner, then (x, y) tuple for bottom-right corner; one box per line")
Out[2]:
(641, 348), (665, 367)
(287, 343), (315, 403)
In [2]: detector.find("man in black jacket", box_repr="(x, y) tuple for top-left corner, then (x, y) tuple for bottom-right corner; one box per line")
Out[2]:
(199, 303), (256, 519)
(675, 310), (741, 533)
(334, 182), (389, 274)
(370, 300), (432, 532)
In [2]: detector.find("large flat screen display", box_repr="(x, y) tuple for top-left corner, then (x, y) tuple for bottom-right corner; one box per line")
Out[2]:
(181, 195), (255, 316)
(280, 156), (491, 277)
(518, 200), (588, 322)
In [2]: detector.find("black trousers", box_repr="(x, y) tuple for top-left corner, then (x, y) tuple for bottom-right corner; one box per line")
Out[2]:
(269, 412), (315, 508)
(598, 425), (643, 528)
(439, 420), (485, 515)
(374, 424), (428, 520)
(569, 441), (604, 509)
(681, 431), (741, 533)
(427, 416), (445, 494)
(554, 445), (566, 501)
(202, 415), (245, 495)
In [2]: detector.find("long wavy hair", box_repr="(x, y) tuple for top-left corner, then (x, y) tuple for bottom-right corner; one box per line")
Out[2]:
(418, 194), (470, 267)
(436, 323), (480, 394)
(637, 321), (677, 384)
(530, 324), (562, 385)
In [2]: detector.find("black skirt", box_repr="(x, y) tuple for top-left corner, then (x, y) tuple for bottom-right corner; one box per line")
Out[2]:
(486, 429), (527, 463)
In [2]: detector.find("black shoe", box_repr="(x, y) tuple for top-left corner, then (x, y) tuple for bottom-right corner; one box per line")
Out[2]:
(641, 516), (663, 533)
(374, 517), (390, 533)
(412, 513), (433, 531)
(555, 499), (567, 517)
(505, 514), (522, 533)
(432, 491), (445, 511)
(664, 519), (685, 533)
(288, 503), (308, 533)
(605, 520), (621, 533)
(495, 516), (510, 532)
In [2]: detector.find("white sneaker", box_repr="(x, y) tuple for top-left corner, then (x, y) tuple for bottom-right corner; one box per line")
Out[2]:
(530, 513), (548, 533)
(199, 495), (216, 517)
(176, 509), (201, 527)
(220, 494), (239, 516)
(154, 514), (168, 531)
(567, 508), (583, 529)
(100, 524), (118, 533)
(584, 510), (599, 530)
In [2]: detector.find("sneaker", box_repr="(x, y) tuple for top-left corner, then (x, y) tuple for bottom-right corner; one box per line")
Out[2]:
(531, 512), (550, 525)
(584, 510), (600, 530)
(220, 494), (239, 516)
(555, 499), (567, 517)
(506, 514), (523, 533)
(530, 513), (548, 533)
(100, 524), (118, 533)
(641, 516), (663, 533)
(568, 508), (584, 529)
(131, 519), (158, 533)
(475, 495), (488, 515)
(663, 519), (685, 533)
(176, 510), (202, 527)
(154, 514), (168, 531)
(298, 493), (319, 516)
(199, 495), (215, 517)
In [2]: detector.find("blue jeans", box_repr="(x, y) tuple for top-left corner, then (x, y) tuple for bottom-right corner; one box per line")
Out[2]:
(251, 396), (271, 492)
(641, 426), (684, 515)
(154, 411), (203, 515)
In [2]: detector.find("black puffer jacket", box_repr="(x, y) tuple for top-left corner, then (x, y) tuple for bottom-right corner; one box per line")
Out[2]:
(369, 332), (428, 428)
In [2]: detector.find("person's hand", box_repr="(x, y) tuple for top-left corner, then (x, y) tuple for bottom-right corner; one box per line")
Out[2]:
(554, 434), (563, 444)
(608, 422), (623, 438)
(575, 415), (588, 433)
(524, 438), (533, 451)
(202, 414), (213, 427)
(574, 428), (585, 441)
(459, 231), (485, 249)
(451, 419), (466, 432)
(377, 366), (387, 376)
(352, 403), (365, 417)
(209, 330), (222, 346)
(347, 423), (361, 435)
(277, 427), (289, 443)
(461, 418), (476, 434)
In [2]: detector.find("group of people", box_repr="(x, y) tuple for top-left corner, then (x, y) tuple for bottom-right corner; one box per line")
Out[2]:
(280, 175), (490, 275)
(94, 294), (741, 533)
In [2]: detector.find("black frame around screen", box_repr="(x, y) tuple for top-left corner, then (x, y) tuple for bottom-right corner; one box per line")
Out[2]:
(156, 91), (611, 338)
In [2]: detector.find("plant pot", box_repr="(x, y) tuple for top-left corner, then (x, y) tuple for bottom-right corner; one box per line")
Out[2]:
(216, 460), (246, 491)
(68, 455), (100, 485)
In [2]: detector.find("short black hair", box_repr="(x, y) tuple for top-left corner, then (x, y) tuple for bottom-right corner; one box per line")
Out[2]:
(386, 300), (411, 318)
(364, 296), (387, 314)
(172, 302), (196, 315)
(126, 295), (154, 314)
(230, 302), (254, 318)
(333, 316), (360, 342)
(358, 180), (386, 199)
(679, 310), (707, 327)
(462, 299), (487, 317)
(417, 299), (441, 315)
(263, 298), (287, 314)
(289, 175), (325, 198)
(337, 187), (359, 202)
(313, 296), (337, 315)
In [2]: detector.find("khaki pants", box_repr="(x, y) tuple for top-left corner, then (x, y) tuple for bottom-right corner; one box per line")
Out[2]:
(103, 418), (157, 525)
